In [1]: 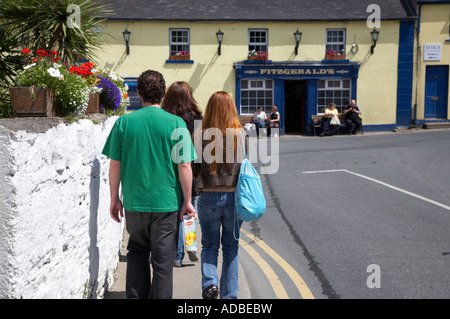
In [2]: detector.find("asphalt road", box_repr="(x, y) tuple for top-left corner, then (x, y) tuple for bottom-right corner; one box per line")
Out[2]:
(238, 129), (450, 299)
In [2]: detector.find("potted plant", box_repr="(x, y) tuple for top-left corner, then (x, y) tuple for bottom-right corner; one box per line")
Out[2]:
(325, 50), (346, 60)
(69, 62), (101, 114)
(94, 68), (129, 115)
(11, 48), (129, 117)
(248, 50), (269, 62)
(169, 51), (190, 60)
(12, 48), (93, 117)
(10, 49), (63, 116)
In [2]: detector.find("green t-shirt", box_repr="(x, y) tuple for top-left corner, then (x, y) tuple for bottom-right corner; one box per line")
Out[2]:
(102, 106), (197, 212)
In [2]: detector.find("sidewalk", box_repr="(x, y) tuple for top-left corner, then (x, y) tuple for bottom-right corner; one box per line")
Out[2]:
(104, 223), (251, 299)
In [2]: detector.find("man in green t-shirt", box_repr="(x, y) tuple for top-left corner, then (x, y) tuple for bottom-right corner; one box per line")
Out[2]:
(102, 70), (197, 299)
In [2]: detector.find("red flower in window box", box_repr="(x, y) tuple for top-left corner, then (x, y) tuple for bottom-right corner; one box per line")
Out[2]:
(248, 50), (268, 61)
(170, 51), (190, 60)
(325, 50), (346, 60)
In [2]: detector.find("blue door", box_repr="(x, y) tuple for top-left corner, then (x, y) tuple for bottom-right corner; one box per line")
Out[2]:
(425, 66), (449, 119)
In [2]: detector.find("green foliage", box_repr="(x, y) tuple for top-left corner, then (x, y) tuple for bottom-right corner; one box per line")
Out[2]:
(0, 0), (116, 118)
(0, 25), (23, 118)
(14, 50), (90, 116)
(14, 60), (61, 90)
(0, 0), (113, 64)
(0, 87), (13, 118)
(0, 25), (23, 84)
(55, 69), (90, 116)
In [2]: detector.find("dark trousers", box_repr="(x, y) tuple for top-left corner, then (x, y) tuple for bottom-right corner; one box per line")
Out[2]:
(125, 210), (178, 299)
(346, 118), (362, 134)
(322, 118), (338, 136)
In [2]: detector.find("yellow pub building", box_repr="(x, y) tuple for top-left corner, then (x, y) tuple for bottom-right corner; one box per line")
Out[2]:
(97, 0), (450, 135)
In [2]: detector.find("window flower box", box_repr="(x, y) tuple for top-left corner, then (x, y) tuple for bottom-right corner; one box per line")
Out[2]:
(10, 86), (56, 117)
(325, 54), (347, 60)
(169, 52), (191, 60)
(248, 51), (269, 62)
(325, 50), (346, 60)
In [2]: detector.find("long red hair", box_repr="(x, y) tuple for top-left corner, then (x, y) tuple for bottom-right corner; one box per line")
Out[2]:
(202, 91), (243, 174)
(202, 91), (242, 132)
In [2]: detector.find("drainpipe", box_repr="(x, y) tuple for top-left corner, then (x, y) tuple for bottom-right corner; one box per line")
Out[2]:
(413, 4), (422, 126)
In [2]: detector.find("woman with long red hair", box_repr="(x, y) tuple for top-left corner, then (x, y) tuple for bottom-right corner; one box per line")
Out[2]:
(194, 91), (246, 299)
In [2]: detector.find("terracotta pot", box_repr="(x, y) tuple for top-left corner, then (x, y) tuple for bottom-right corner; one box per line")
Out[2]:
(10, 86), (55, 117)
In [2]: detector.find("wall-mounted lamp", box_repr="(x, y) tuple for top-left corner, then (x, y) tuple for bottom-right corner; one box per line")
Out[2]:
(122, 27), (131, 55)
(370, 27), (380, 54)
(294, 29), (303, 55)
(216, 29), (224, 55)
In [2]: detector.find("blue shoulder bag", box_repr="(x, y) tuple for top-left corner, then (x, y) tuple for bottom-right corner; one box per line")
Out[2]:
(234, 131), (266, 239)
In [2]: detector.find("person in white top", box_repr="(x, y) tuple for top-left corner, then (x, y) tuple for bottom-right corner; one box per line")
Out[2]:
(320, 103), (339, 136)
(251, 107), (269, 137)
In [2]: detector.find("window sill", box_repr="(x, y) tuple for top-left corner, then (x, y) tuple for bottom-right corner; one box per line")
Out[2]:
(165, 60), (194, 64)
(244, 60), (272, 63)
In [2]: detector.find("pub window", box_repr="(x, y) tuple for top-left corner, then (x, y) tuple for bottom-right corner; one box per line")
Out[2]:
(317, 79), (351, 114)
(326, 29), (346, 54)
(248, 29), (268, 53)
(169, 28), (190, 55)
(240, 79), (273, 115)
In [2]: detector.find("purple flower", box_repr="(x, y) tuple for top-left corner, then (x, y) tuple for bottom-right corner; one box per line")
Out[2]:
(97, 76), (121, 110)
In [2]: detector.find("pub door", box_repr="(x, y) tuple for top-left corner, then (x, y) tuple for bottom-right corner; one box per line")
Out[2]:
(284, 80), (306, 134)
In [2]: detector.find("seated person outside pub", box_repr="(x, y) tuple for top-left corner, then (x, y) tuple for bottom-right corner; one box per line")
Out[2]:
(343, 99), (362, 135)
(267, 106), (280, 137)
(252, 107), (270, 137)
(320, 102), (339, 137)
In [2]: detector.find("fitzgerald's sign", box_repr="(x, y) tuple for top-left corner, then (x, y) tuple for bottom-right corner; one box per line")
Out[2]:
(235, 62), (360, 79)
(236, 64), (359, 79)
(259, 68), (336, 75)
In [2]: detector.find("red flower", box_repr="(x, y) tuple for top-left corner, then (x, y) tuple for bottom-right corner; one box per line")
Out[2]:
(36, 49), (49, 57)
(21, 48), (30, 54)
(80, 62), (94, 70)
(32, 57), (38, 62)
(69, 65), (93, 78)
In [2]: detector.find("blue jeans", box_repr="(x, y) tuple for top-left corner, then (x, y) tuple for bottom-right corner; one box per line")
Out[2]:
(176, 195), (198, 261)
(197, 191), (243, 299)
(253, 120), (269, 137)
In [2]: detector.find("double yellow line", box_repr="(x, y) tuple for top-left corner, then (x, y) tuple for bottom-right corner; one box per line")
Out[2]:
(239, 229), (315, 299)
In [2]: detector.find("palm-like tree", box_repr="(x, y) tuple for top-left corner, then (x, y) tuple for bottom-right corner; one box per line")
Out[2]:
(0, 25), (23, 117)
(0, 0), (112, 64)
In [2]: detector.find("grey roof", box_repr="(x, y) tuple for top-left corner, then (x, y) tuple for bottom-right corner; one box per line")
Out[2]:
(103, 0), (416, 21)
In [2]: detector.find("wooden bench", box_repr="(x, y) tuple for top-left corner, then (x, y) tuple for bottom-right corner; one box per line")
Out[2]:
(311, 114), (363, 136)
(239, 115), (270, 128)
(239, 115), (254, 126)
(239, 115), (278, 137)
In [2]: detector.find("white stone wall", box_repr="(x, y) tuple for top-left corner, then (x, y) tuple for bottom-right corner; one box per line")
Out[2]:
(0, 117), (123, 299)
